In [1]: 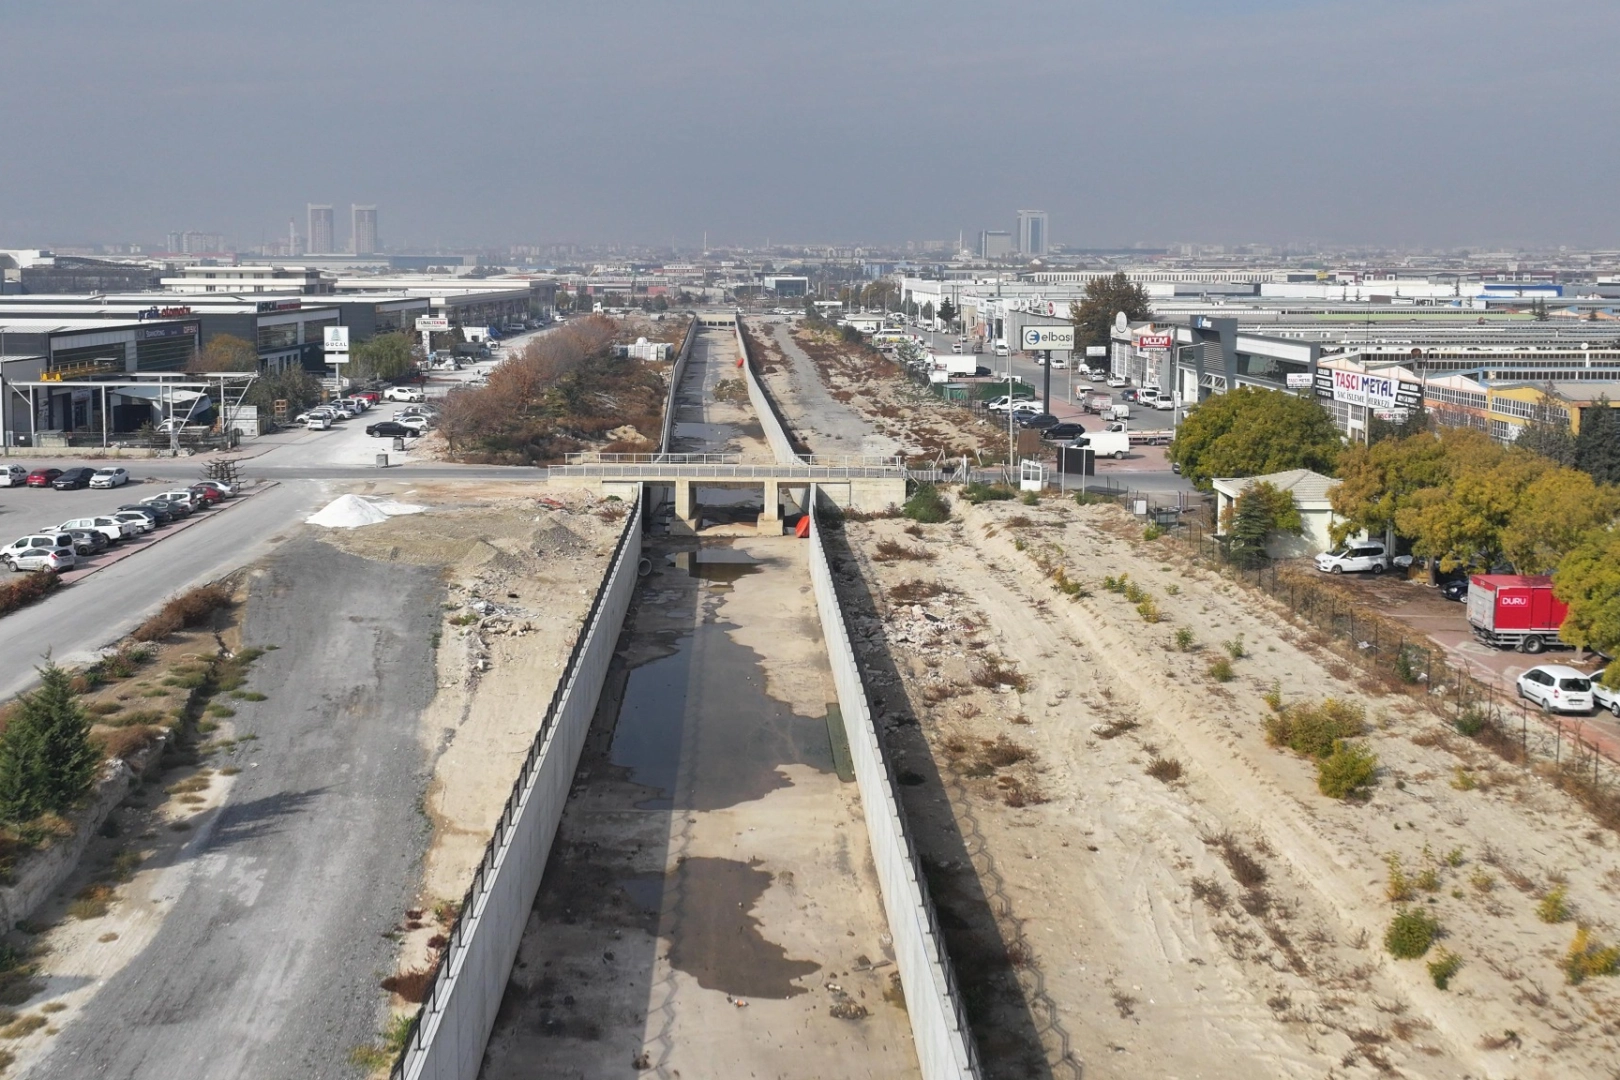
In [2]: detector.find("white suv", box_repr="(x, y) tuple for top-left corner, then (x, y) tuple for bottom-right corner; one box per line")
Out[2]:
(1314, 542), (1412, 575)
(384, 386), (425, 403)
(1516, 665), (1594, 715)
(57, 516), (135, 543)
(4, 534), (77, 572)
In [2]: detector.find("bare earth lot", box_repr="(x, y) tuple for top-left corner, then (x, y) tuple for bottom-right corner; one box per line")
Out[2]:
(835, 495), (1620, 1079)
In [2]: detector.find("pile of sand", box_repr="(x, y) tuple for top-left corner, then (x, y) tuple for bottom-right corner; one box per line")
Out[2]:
(307, 494), (426, 529)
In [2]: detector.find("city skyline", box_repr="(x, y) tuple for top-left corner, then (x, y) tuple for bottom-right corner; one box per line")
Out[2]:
(3, 2), (1618, 251)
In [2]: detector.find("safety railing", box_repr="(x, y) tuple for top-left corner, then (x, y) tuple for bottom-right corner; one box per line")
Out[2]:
(547, 462), (906, 479)
(806, 485), (981, 1080)
(656, 316), (700, 459)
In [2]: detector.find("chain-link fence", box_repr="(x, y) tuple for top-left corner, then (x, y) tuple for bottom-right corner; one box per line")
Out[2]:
(1128, 511), (1620, 829)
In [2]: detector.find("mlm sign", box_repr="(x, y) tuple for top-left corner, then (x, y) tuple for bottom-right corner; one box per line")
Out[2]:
(1331, 370), (1397, 409)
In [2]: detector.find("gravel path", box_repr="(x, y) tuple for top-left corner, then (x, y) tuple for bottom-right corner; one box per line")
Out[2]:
(31, 537), (440, 1080)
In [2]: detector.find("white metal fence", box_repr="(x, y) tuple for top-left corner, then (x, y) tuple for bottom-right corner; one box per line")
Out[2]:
(806, 485), (981, 1080)
(391, 492), (643, 1080)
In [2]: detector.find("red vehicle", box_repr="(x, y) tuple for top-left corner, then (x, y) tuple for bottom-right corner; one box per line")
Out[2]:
(25, 468), (62, 488)
(188, 484), (226, 505)
(353, 391), (381, 405)
(1467, 574), (1570, 654)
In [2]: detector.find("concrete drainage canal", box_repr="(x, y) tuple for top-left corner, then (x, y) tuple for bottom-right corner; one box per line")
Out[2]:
(477, 533), (922, 1079)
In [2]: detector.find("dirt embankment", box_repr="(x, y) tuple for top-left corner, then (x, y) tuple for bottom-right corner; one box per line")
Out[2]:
(834, 494), (1620, 1079)
(753, 323), (1004, 461)
(320, 481), (627, 1037)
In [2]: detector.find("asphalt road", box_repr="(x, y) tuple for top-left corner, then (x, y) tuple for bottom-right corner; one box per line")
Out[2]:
(0, 480), (322, 701)
(30, 538), (440, 1080)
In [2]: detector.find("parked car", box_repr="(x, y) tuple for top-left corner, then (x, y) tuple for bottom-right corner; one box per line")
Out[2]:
(353, 391), (382, 406)
(112, 510), (157, 534)
(0, 465), (28, 488)
(194, 480), (235, 498)
(397, 415), (433, 432)
(304, 414), (332, 430)
(56, 516), (135, 543)
(155, 488), (205, 510)
(89, 467), (130, 488)
(51, 467), (97, 490)
(1590, 669), (1620, 717)
(1018, 413), (1061, 430)
(25, 468), (63, 488)
(1042, 422), (1088, 441)
(60, 529), (108, 557)
(1314, 542), (1412, 575)
(140, 493), (194, 517)
(121, 502), (174, 524)
(3, 534), (76, 572)
(189, 485), (226, 506)
(1105, 374), (1127, 388)
(366, 421), (421, 438)
(1438, 576), (1470, 602)
(1516, 664), (1594, 714)
(384, 386), (425, 402)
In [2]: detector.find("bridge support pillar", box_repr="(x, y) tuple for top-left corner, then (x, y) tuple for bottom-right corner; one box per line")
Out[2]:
(673, 479), (696, 526)
(760, 479), (781, 532)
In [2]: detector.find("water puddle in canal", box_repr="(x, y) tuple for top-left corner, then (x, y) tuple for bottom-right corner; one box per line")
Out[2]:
(608, 546), (833, 812)
(663, 856), (819, 998)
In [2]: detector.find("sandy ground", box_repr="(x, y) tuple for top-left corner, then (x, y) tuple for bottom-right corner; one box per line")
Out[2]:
(316, 480), (627, 994)
(481, 535), (917, 1079)
(835, 495), (1620, 1080)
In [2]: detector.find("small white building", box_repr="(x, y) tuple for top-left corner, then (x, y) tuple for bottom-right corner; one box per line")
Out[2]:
(1211, 468), (1340, 559)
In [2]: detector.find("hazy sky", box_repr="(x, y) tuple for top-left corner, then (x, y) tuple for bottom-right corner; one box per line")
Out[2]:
(2, 0), (1616, 251)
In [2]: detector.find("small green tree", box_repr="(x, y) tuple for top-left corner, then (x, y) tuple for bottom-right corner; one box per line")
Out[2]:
(1576, 399), (1620, 484)
(0, 660), (100, 822)
(1068, 272), (1153, 351)
(1225, 480), (1303, 568)
(937, 298), (957, 326)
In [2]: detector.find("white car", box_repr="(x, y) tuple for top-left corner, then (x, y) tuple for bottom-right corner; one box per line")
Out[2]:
(3, 534), (76, 573)
(986, 396), (1044, 414)
(0, 465), (28, 488)
(384, 386), (425, 403)
(1591, 668), (1620, 717)
(1516, 665), (1594, 714)
(56, 516), (135, 543)
(1314, 542), (1412, 575)
(397, 415), (432, 432)
(112, 511), (156, 534)
(1153, 395), (1177, 411)
(1105, 374), (1127, 388)
(89, 467), (129, 489)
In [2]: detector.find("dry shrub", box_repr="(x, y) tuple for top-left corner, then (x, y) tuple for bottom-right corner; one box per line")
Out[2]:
(381, 964), (439, 1003)
(1146, 757), (1184, 783)
(872, 538), (934, 562)
(889, 580), (948, 603)
(1211, 832), (1268, 889)
(68, 883), (115, 920)
(133, 583), (233, 642)
(0, 570), (60, 617)
(970, 658), (1028, 692)
(1191, 877), (1228, 913)
(92, 725), (162, 762)
(981, 736), (1032, 768)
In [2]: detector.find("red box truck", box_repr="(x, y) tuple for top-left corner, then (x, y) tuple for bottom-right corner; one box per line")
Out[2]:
(1466, 574), (1569, 653)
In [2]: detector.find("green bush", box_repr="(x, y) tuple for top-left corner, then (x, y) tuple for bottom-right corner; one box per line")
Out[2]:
(1427, 948), (1463, 989)
(1206, 658), (1235, 683)
(1562, 925), (1620, 984)
(1173, 627), (1195, 651)
(1316, 740), (1378, 799)
(1385, 907), (1440, 959)
(962, 481), (1015, 505)
(903, 484), (951, 524)
(1143, 524), (1163, 541)
(1264, 699), (1367, 759)
(1538, 885), (1570, 924)
(1454, 706), (1487, 737)
(1019, 491), (1038, 506)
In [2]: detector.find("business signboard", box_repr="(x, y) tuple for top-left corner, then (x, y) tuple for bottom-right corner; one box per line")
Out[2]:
(1021, 325), (1075, 351)
(1316, 366), (1423, 409)
(323, 326), (350, 353)
(1285, 372), (1314, 389)
(1136, 333), (1174, 350)
(415, 316), (450, 332)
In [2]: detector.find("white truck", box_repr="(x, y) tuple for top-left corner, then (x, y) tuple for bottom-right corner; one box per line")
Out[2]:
(1106, 402), (1130, 421)
(932, 352), (978, 377)
(1074, 432), (1131, 459)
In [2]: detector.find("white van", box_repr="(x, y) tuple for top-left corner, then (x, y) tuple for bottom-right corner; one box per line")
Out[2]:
(993, 341), (1010, 357)
(1076, 432), (1131, 459)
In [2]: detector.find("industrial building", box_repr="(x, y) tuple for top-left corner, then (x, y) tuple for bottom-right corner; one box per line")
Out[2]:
(1017, 210), (1048, 257)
